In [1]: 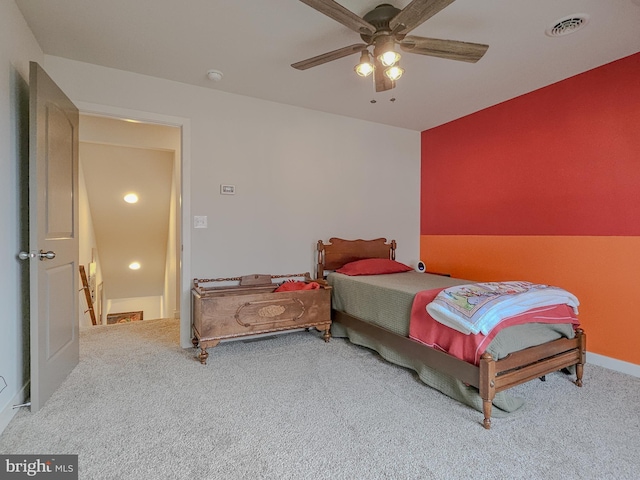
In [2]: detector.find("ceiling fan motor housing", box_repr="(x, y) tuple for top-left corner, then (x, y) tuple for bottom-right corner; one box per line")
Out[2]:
(361, 3), (401, 42)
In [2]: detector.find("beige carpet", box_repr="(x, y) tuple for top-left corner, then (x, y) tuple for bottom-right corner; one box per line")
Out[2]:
(1, 318), (639, 479)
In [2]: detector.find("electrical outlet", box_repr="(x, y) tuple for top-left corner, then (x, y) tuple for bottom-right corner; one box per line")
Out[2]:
(194, 216), (207, 228)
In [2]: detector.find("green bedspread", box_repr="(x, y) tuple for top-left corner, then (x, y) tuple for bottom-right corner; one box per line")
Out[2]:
(328, 271), (576, 416)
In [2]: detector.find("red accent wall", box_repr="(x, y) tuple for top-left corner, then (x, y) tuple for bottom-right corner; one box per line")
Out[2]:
(421, 53), (640, 236)
(420, 53), (640, 365)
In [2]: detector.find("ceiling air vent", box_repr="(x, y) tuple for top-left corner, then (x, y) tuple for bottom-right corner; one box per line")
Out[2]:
(546, 14), (590, 37)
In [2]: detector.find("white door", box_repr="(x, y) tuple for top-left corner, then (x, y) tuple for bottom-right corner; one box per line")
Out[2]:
(26, 62), (79, 412)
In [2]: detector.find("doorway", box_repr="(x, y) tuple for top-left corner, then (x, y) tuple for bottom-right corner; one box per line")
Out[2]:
(75, 103), (192, 348)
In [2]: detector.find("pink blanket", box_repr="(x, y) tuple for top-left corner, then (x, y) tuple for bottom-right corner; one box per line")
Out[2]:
(409, 288), (580, 365)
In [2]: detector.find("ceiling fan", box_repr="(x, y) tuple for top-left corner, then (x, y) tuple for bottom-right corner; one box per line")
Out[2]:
(291, 0), (489, 92)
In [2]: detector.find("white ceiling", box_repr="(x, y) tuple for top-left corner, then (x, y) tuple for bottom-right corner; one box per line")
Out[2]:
(16, 0), (640, 131)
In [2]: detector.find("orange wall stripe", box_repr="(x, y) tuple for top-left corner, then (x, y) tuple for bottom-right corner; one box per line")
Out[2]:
(420, 235), (640, 365)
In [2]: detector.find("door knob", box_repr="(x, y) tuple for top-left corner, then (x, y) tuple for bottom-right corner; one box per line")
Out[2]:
(38, 250), (56, 261)
(18, 250), (56, 260)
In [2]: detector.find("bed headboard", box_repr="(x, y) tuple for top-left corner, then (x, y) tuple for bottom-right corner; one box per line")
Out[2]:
(316, 237), (396, 279)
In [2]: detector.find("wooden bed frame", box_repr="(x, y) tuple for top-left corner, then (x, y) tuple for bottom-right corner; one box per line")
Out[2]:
(317, 237), (586, 429)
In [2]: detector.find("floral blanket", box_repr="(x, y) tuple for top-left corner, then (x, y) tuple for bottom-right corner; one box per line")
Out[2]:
(426, 281), (580, 335)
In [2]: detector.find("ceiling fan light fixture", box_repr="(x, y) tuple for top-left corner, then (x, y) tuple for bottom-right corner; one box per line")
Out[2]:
(385, 65), (404, 81)
(294, 0), (488, 93)
(378, 50), (401, 67)
(354, 50), (374, 77)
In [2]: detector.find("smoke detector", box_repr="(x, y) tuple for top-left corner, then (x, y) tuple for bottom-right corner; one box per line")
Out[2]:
(207, 69), (223, 82)
(546, 14), (590, 37)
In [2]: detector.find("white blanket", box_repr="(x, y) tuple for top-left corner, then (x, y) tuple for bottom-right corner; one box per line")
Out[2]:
(426, 281), (580, 335)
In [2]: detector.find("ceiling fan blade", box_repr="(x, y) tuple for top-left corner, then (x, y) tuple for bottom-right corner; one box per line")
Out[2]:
(299, 0), (375, 35)
(400, 36), (489, 63)
(390, 0), (456, 34)
(374, 57), (395, 92)
(291, 43), (368, 70)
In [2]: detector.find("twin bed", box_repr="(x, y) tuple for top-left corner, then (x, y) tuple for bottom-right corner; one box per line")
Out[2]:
(316, 237), (585, 429)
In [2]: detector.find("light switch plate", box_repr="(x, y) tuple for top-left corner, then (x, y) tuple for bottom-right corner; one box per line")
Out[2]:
(194, 216), (207, 228)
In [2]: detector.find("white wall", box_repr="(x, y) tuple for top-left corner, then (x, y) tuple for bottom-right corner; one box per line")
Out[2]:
(0, 0), (44, 433)
(78, 161), (102, 326)
(164, 168), (179, 319)
(42, 55), (421, 348)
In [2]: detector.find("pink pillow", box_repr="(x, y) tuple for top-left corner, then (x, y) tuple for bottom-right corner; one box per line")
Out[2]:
(335, 258), (413, 276)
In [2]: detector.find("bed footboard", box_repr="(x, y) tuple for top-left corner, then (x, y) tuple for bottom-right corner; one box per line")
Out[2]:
(479, 328), (586, 429)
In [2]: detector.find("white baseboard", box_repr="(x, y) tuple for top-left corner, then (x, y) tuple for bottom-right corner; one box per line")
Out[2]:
(587, 352), (640, 378)
(0, 382), (29, 436)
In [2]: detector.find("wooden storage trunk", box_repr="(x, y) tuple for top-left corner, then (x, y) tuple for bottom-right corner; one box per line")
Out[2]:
(191, 274), (331, 364)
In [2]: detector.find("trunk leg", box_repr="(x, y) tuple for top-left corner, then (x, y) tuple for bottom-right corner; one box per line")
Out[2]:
(198, 347), (209, 365)
(323, 328), (331, 342)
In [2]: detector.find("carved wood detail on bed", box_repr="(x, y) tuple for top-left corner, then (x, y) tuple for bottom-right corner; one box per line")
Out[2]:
(319, 237), (586, 429)
(316, 237), (396, 278)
